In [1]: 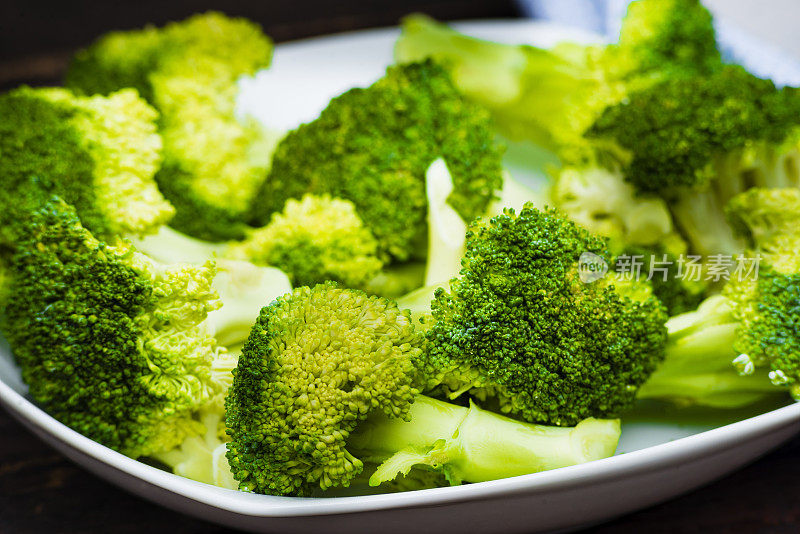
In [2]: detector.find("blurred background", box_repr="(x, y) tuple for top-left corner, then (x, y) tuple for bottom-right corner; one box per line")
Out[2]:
(2, 0), (800, 89)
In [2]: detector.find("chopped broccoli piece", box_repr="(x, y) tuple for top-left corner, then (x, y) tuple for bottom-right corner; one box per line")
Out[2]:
(249, 60), (505, 261)
(67, 12), (276, 241)
(636, 295), (780, 407)
(614, 241), (708, 316)
(420, 205), (668, 426)
(639, 188), (800, 406)
(550, 165), (676, 247)
(395, 0), (721, 152)
(228, 194), (383, 288)
(614, 0), (721, 77)
(1, 199), (223, 458)
(225, 284), (621, 495)
(0, 86), (171, 244)
(587, 66), (800, 256)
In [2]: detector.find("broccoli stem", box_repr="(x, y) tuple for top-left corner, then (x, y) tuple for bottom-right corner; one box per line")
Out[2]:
(670, 188), (744, 258)
(349, 395), (620, 486)
(637, 295), (780, 407)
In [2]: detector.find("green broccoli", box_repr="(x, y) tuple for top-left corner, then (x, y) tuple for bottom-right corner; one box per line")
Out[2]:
(613, 240), (708, 316)
(395, 0), (721, 152)
(228, 194), (383, 288)
(586, 66), (800, 257)
(0, 199), (225, 458)
(418, 205), (668, 426)
(153, 348), (240, 486)
(638, 188), (800, 406)
(225, 284), (621, 495)
(0, 86), (171, 244)
(550, 165), (677, 248)
(67, 12), (277, 241)
(249, 60), (505, 261)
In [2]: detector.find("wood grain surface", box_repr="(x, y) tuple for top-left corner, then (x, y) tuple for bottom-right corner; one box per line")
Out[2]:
(1, 1), (799, 532)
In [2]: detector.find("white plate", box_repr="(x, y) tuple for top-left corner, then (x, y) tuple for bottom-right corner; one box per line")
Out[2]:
(2, 20), (800, 534)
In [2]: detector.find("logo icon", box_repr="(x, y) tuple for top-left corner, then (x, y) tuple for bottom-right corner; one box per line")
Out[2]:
(578, 251), (608, 283)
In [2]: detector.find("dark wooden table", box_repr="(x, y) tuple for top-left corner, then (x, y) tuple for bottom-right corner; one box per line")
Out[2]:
(2, 1), (800, 532)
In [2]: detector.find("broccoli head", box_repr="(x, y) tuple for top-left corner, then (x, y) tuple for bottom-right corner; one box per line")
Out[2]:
(614, 0), (721, 77)
(67, 12), (276, 241)
(421, 205), (669, 426)
(225, 284), (422, 495)
(225, 284), (621, 495)
(228, 194), (383, 288)
(1, 199), (223, 457)
(587, 66), (800, 256)
(0, 86), (170, 244)
(249, 60), (505, 261)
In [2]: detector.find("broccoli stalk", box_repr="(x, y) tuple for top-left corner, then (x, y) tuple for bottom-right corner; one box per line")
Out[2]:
(352, 396), (619, 486)
(225, 284), (621, 496)
(423, 159), (467, 287)
(637, 295), (779, 407)
(395, 0), (721, 152)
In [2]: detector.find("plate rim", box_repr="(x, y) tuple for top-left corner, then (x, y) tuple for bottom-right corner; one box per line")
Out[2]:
(2, 374), (799, 518)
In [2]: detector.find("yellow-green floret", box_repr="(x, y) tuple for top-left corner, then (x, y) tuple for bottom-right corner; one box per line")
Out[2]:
(250, 60), (505, 261)
(225, 284), (422, 495)
(421, 205), (669, 426)
(67, 12), (275, 241)
(228, 194), (383, 288)
(0, 86), (170, 244)
(0, 199), (223, 458)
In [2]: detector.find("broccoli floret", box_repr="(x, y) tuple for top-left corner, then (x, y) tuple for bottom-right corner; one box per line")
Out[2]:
(614, 241), (708, 316)
(249, 60), (505, 261)
(587, 66), (800, 256)
(67, 12), (276, 241)
(614, 0), (721, 77)
(550, 165), (676, 247)
(228, 194), (383, 288)
(0, 199), (223, 458)
(225, 284), (621, 495)
(395, 0), (720, 152)
(420, 205), (669, 426)
(0, 86), (171, 244)
(638, 188), (800, 406)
